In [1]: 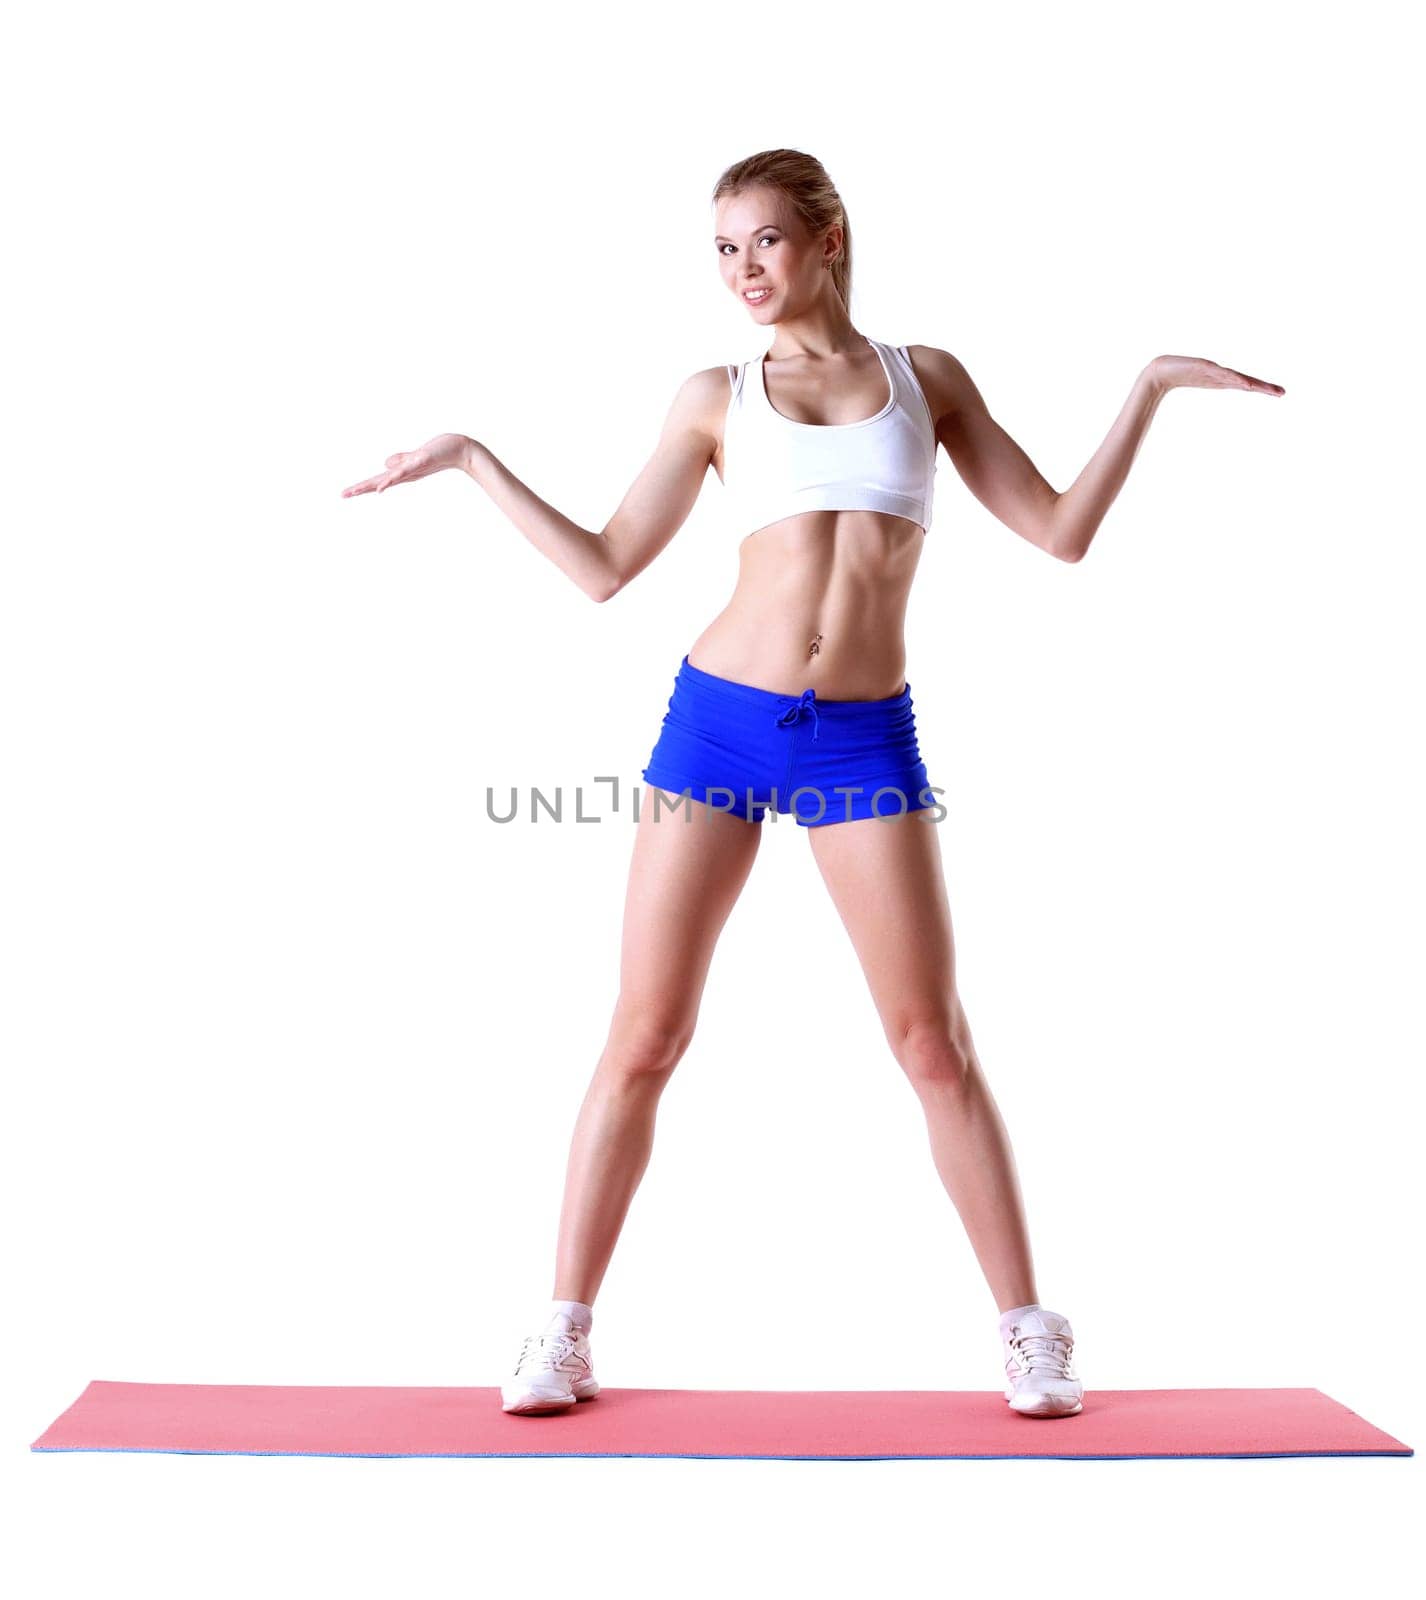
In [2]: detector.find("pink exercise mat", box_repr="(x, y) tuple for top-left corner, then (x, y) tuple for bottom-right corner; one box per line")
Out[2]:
(30, 1380), (1411, 1460)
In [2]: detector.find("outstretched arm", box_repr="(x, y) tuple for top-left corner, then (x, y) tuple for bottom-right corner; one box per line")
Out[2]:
(340, 367), (723, 603)
(921, 348), (1284, 563)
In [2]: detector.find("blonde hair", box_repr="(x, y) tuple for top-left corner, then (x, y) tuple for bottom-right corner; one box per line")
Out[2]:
(711, 149), (852, 311)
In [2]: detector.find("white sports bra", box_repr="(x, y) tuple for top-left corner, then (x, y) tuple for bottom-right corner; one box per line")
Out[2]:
(721, 337), (937, 541)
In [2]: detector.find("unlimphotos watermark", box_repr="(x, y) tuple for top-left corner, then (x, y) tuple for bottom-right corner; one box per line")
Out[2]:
(484, 778), (948, 824)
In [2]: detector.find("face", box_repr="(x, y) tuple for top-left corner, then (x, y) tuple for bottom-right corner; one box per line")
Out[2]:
(714, 185), (837, 321)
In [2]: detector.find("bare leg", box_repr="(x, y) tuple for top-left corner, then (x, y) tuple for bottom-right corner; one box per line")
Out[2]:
(807, 811), (1039, 1313)
(552, 792), (763, 1305)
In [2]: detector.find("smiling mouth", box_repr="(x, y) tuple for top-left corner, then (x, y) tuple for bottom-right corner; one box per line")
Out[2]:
(743, 288), (772, 303)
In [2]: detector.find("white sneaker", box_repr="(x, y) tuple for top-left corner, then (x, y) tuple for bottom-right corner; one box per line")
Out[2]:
(1000, 1304), (1083, 1417)
(500, 1309), (601, 1415)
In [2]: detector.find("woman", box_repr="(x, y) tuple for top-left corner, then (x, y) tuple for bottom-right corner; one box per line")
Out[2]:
(342, 149), (1283, 1421)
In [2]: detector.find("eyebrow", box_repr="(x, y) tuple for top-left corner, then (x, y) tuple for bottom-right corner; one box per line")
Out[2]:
(713, 223), (783, 243)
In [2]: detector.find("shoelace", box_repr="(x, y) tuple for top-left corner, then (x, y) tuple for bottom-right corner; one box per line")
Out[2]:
(1007, 1331), (1075, 1377)
(773, 688), (821, 740)
(514, 1331), (577, 1376)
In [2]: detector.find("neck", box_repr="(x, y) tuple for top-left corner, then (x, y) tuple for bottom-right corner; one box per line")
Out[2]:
(765, 296), (863, 361)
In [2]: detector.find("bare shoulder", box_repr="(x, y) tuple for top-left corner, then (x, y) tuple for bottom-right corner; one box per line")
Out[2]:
(669, 361), (742, 478)
(683, 362), (737, 429)
(901, 344), (983, 436)
(656, 363), (730, 455)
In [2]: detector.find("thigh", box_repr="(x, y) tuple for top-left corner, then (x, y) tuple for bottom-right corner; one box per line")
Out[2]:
(615, 789), (763, 1038)
(805, 808), (959, 1041)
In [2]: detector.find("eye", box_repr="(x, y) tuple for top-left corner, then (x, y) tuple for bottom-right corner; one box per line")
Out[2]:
(718, 234), (779, 257)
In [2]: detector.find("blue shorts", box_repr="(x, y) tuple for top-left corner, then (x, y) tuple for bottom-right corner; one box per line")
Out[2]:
(640, 653), (938, 826)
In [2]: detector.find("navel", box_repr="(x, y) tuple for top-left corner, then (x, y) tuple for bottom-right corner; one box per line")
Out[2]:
(807, 633), (823, 659)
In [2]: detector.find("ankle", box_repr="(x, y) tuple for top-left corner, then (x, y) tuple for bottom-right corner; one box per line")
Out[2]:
(999, 1301), (1041, 1321)
(549, 1297), (595, 1331)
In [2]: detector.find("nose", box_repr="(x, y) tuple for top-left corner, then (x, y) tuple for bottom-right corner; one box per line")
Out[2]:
(773, 688), (820, 740)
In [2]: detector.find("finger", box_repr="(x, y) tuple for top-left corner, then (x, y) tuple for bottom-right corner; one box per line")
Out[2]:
(1226, 368), (1284, 395)
(341, 475), (384, 497)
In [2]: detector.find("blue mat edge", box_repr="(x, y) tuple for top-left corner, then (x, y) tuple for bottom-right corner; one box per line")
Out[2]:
(30, 1444), (1415, 1460)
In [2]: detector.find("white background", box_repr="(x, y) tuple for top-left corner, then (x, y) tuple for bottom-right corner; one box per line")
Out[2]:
(5, 0), (1421, 1594)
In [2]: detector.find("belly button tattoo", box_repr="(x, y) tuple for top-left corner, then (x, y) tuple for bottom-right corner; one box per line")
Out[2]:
(808, 633), (823, 659)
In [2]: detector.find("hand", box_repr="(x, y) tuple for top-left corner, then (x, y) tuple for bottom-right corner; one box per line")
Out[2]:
(1146, 356), (1285, 398)
(341, 432), (476, 498)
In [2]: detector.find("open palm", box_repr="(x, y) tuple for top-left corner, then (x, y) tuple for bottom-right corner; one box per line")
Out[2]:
(1150, 356), (1284, 396)
(341, 432), (472, 498)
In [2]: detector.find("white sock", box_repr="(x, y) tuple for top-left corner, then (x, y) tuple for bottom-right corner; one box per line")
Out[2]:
(999, 1302), (1042, 1329)
(548, 1298), (594, 1333)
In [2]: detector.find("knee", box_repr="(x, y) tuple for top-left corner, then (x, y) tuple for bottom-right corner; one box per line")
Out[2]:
(894, 1008), (976, 1092)
(601, 1004), (695, 1082)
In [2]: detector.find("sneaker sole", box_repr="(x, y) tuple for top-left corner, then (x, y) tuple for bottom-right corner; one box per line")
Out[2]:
(501, 1382), (601, 1415)
(1007, 1394), (1083, 1417)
